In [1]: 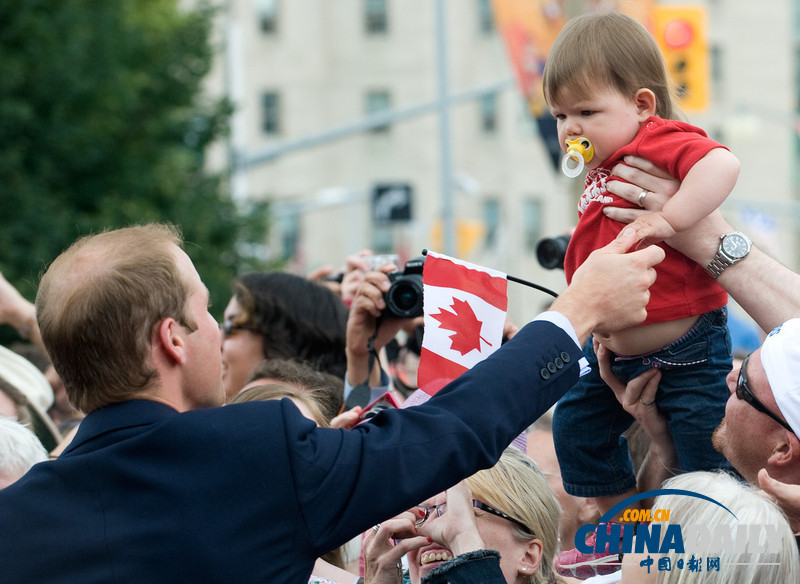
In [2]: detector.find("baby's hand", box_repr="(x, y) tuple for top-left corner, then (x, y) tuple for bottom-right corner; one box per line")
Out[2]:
(629, 212), (677, 248)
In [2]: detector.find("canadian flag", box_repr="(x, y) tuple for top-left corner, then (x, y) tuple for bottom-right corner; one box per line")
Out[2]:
(418, 251), (508, 396)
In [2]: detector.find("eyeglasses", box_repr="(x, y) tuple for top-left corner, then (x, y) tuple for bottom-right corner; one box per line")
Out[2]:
(220, 320), (251, 339)
(415, 499), (533, 534)
(736, 353), (794, 433)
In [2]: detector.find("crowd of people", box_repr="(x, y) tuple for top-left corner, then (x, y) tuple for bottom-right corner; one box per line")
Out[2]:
(0, 163), (798, 582)
(2, 12), (800, 584)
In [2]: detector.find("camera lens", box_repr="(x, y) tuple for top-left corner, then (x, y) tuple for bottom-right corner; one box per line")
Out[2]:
(385, 275), (424, 319)
(536, 235), (571, 270)
(392, 283), (417, 311)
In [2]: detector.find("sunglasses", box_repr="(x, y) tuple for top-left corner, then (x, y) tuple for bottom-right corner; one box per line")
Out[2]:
(736, 353), (794, 433)
(415, 499), (533, 535)
(219, 320), (253, 339)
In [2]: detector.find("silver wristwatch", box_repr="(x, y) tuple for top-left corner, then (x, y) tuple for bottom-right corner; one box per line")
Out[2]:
(705, 232), (751, 278)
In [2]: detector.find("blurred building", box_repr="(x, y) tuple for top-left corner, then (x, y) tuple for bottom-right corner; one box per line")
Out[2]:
(204, 0), (799, 325)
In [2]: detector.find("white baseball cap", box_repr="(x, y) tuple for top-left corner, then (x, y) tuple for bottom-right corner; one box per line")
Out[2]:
(760, 319), (800, 435)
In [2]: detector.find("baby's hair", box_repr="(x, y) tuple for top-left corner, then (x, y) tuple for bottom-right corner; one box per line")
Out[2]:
(543, 12), (680, 120)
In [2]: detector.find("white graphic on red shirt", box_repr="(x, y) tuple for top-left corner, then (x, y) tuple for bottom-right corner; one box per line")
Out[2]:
(578, 168), (614, 215)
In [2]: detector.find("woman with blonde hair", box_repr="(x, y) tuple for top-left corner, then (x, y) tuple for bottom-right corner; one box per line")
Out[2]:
(364, 446), (566, 583)
(650, 471), (798, 583)
(587, 471), (800, 583)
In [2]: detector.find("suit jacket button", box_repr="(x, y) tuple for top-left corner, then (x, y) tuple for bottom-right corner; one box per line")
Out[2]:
(547, 362), (557, 373)
(540, 368), (551, 380)
(560, 351), (571, 363)
(555, 357), (564, 369)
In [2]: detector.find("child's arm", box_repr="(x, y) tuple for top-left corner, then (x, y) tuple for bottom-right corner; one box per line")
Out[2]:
(629, 147), (740, 247)
(663, 148), (740, 230)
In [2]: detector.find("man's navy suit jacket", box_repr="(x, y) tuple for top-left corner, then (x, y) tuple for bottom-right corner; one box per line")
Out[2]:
(0, 320), (582, 583)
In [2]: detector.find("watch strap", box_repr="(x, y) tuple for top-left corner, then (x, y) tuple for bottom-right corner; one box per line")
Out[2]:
(706, 254), (732, 279)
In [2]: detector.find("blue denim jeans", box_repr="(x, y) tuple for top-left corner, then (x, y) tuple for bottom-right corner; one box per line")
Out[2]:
(553, 307), (732, 498)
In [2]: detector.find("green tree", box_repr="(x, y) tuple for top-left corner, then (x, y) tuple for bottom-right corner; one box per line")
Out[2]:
(0, 0), (268, 322)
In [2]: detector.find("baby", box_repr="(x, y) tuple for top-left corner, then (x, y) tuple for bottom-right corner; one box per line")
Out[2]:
(542, 12), (741, 580)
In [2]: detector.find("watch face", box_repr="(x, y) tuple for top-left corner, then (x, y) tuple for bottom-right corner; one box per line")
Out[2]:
(722, 234), (750, 259)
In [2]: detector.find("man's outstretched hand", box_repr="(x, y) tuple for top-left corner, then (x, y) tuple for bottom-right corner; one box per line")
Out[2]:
(551, 227), (664, 344)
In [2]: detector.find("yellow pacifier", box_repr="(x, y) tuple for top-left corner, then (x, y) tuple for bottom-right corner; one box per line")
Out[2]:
(561, 137), (595, 179)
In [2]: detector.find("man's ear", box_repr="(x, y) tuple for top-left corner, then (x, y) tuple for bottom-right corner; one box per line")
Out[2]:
(634, 88), (657, 120)
(155, 318), (187, 365)
(767, 430), (800, 467)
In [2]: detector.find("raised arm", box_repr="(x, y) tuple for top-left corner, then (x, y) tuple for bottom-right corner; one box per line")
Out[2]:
(671, 211), (800, 332)
(345, 268), (405, 388)
(661, 148), (740, 233)
(0, 271), (46, 357)
(296, 228), (666, 554)
(628, 148), (740, 247)
(606, 156), (800, 333)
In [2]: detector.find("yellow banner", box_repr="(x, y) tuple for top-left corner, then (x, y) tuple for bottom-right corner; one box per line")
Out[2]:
(491, 0), (656, 114)
(490, 0), (564, 115)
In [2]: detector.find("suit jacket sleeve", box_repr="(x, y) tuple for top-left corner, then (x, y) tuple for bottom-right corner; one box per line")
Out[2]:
(278, 319), (582, 554)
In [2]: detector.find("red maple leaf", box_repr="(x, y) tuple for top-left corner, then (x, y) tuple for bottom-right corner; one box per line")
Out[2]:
(431, 298), (492, 356)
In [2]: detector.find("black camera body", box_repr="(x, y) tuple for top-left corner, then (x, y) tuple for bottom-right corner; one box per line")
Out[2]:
(536, 235), (571, 270)
(382, 256), (425, 319)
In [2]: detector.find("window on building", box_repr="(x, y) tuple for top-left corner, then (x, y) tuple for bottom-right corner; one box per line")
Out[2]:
(523, 198), (543, 252)
(256, 0), (279, 34)
(261, 92), (281, 135)
(794, 37), (800, 112)
(711, 44), (723, 92)
(480, 93), (498, 133)
(365, 90), (391, 133)
(483, 198), (500, 248)
(277, 211), (300, 261)
(791, 2), (800, 150)
(365, 0), (388, 34)
(477, 0), (495, 34)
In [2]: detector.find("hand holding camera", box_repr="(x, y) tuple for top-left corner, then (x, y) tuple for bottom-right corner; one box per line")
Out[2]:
(346, 268), (412, 389)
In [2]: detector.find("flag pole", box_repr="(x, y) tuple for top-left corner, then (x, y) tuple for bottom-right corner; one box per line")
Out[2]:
(506, 275), (559, 298)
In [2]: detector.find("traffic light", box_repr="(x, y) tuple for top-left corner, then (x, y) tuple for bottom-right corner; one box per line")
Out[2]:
(653, 5), (709, 113)
(430, 219), (486, 259)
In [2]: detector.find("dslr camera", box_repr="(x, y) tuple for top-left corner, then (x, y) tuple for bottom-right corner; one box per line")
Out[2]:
(536, 235), (571, 270)
(382, 256), (425, 319)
